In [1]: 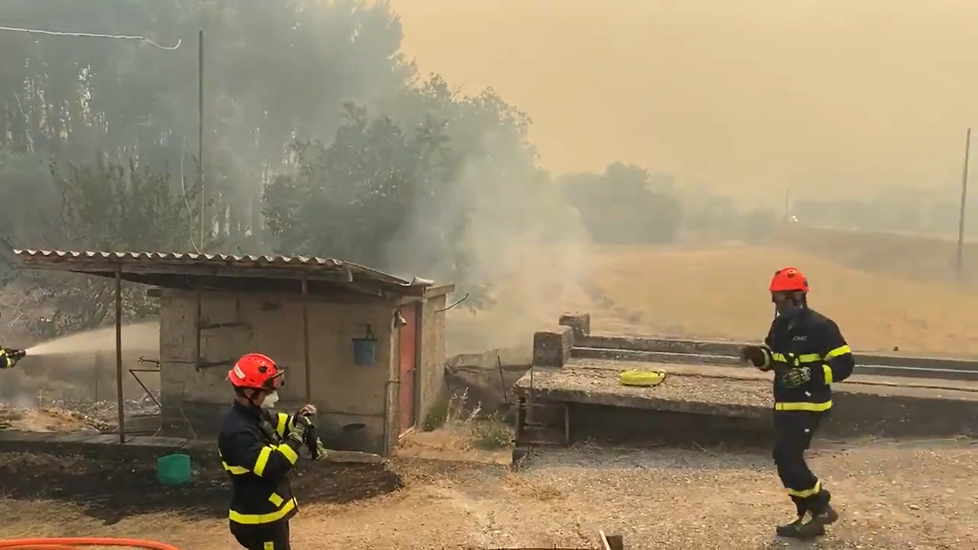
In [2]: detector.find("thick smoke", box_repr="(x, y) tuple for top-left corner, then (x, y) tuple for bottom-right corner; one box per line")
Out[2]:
(385, 142), (592, 355)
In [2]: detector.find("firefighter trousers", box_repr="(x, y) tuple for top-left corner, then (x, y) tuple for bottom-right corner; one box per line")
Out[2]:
(230, 520), (291, 550)
(772, 411), (831, 515)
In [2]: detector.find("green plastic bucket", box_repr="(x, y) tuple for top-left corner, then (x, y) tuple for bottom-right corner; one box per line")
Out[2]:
(156, 453), (192, 485)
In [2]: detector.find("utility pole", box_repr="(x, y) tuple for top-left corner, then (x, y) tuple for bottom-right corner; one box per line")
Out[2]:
(198, 29), (205, 251)
(783, 187), (791, 224)
(956, 128), (971, 275)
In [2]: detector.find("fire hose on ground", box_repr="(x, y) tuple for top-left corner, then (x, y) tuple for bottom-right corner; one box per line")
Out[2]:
(0, 538), (181, 549)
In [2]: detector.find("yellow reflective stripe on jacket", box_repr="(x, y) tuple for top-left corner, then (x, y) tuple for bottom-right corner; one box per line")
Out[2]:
(224, 444), (299, 477)
(253, 444), (299, 476)
(770, 352), (822, 364)
(822, 364), (833, 385)
(222, 462), (249, 475)
(228, 496), (297, 525)
(824, 345), (851, 360)
(787, 480), (821, 498)
(775, 401), (832, 412)
(274, 413), (289, 438)
(771, 346), (851, 363)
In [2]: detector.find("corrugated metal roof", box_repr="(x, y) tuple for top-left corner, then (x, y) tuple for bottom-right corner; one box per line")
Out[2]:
(13, 249), (423, 287)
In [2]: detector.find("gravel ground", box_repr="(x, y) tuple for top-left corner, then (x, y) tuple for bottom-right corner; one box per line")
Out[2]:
(2, 438), (975, 549)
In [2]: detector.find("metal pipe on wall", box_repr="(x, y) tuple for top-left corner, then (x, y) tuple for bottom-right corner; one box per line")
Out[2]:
(114, 267), (125, 443)
(301, 276), (311, 404)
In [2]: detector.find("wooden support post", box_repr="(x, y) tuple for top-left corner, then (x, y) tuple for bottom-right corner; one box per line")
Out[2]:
(194, 288), (202, 371)
(114, 267), (125, 444)
(515, 397), (526, 445)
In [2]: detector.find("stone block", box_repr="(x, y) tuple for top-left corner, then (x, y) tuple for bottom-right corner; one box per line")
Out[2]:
(558, 312), (591, 338)
(533, 326), (573, 367)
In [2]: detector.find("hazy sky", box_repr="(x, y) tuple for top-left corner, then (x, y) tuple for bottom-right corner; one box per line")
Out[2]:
(389, 0), (978, 203)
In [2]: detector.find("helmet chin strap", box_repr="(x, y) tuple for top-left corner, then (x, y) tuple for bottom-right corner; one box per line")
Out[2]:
(236, 388), (266, 410)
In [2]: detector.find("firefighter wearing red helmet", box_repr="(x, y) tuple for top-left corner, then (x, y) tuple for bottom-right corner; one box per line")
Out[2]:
(739, 267), (856, 540)
(218, 352), (317, 550)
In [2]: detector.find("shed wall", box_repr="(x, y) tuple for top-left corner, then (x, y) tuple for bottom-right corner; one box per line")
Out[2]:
(418, 294), (448, 426)
(158, 289), (395, 454)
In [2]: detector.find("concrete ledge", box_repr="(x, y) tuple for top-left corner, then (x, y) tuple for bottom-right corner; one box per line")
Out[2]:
(0, 431), (222, 465)
(574, 335), (978, 380)
(513, 364), (978, 439)
(559, 312), (591, 338)
(533, 326), (574, 367)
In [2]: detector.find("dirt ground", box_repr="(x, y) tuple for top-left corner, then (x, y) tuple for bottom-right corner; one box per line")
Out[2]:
(1, 432), (975, 549)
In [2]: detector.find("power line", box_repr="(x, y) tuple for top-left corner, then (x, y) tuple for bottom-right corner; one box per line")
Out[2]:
(0, 25), (181, 50)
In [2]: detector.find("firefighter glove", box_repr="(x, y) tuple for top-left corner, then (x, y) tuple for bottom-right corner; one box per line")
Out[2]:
(782, 366), (812, 388)
(288, 413), (315, 445)
(739, 345), (770, 369)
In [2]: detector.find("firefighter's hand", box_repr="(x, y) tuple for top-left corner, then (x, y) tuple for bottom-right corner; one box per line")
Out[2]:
(288, 413), (315, 445)
(739, 345), (770, 370)
(782, 366), (812, 388)
(296, 404), (317, 418)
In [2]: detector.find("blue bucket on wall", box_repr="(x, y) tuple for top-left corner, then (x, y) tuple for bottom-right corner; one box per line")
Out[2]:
(352, 337), (377, 366)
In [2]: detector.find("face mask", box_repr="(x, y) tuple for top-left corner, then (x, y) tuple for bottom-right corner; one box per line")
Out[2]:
(260, 390), (279, 409)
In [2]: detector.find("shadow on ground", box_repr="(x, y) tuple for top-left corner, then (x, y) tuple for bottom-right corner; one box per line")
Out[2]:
(0, 452), (402, 524)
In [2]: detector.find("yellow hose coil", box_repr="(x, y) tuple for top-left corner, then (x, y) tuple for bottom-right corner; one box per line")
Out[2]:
(619, 369), (667, 387)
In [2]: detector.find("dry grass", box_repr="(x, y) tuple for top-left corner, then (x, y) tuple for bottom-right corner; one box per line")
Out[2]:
(582, 242), (978, 354)
(2, 440), (976, 549)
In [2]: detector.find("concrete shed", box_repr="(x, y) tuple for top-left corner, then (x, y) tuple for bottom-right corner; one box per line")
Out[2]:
(14, 250), (453, 456)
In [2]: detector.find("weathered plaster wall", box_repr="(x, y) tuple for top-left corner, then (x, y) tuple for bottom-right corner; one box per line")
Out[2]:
(418, 294), (447, 425)
(158, 289), (395, 454)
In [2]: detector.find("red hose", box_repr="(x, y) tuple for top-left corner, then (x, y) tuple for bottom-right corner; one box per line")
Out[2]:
(0, 538), (181, 549)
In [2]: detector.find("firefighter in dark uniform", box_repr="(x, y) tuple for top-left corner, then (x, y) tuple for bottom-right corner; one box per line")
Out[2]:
(219, 352), (319, 550)
(0, 310), (26, 370)
(740, 266), (856, 540)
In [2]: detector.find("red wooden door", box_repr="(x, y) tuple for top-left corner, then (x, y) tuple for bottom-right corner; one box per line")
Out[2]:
(398, 303), (418, 434)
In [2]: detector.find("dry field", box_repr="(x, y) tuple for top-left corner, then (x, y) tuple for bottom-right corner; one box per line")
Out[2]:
(454, 233), (978, 356)
(1, 434), (976, 549)
(450, 237), (978, 355)
(584, 243), (978, 354)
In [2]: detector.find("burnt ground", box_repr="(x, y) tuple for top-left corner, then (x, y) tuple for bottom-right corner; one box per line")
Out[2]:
(0, 452), (403, 525)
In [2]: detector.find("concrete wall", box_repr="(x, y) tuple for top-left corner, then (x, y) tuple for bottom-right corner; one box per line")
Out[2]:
(158, 289), (396, 454)
(417, 294), (447, 427)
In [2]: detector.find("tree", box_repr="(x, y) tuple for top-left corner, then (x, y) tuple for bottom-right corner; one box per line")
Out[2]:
(560, 162), (683, 245)
(263, 103), (463, 269)
(0, 0), (416, 251)
(13, 156), (197, 337)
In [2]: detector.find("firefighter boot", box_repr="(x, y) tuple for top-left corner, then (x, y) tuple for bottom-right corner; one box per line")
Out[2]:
(809, 489), (839, 530)
(775, 510), (826, 540)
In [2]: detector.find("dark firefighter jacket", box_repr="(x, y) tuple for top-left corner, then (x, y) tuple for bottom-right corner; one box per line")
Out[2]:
(761, 308), (855, 413)
(218, 402), (303, 526)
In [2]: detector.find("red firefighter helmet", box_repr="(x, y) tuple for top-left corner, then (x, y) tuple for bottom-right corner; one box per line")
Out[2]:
(227, 353), (283, 391)
(769, 266), (809, 293)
